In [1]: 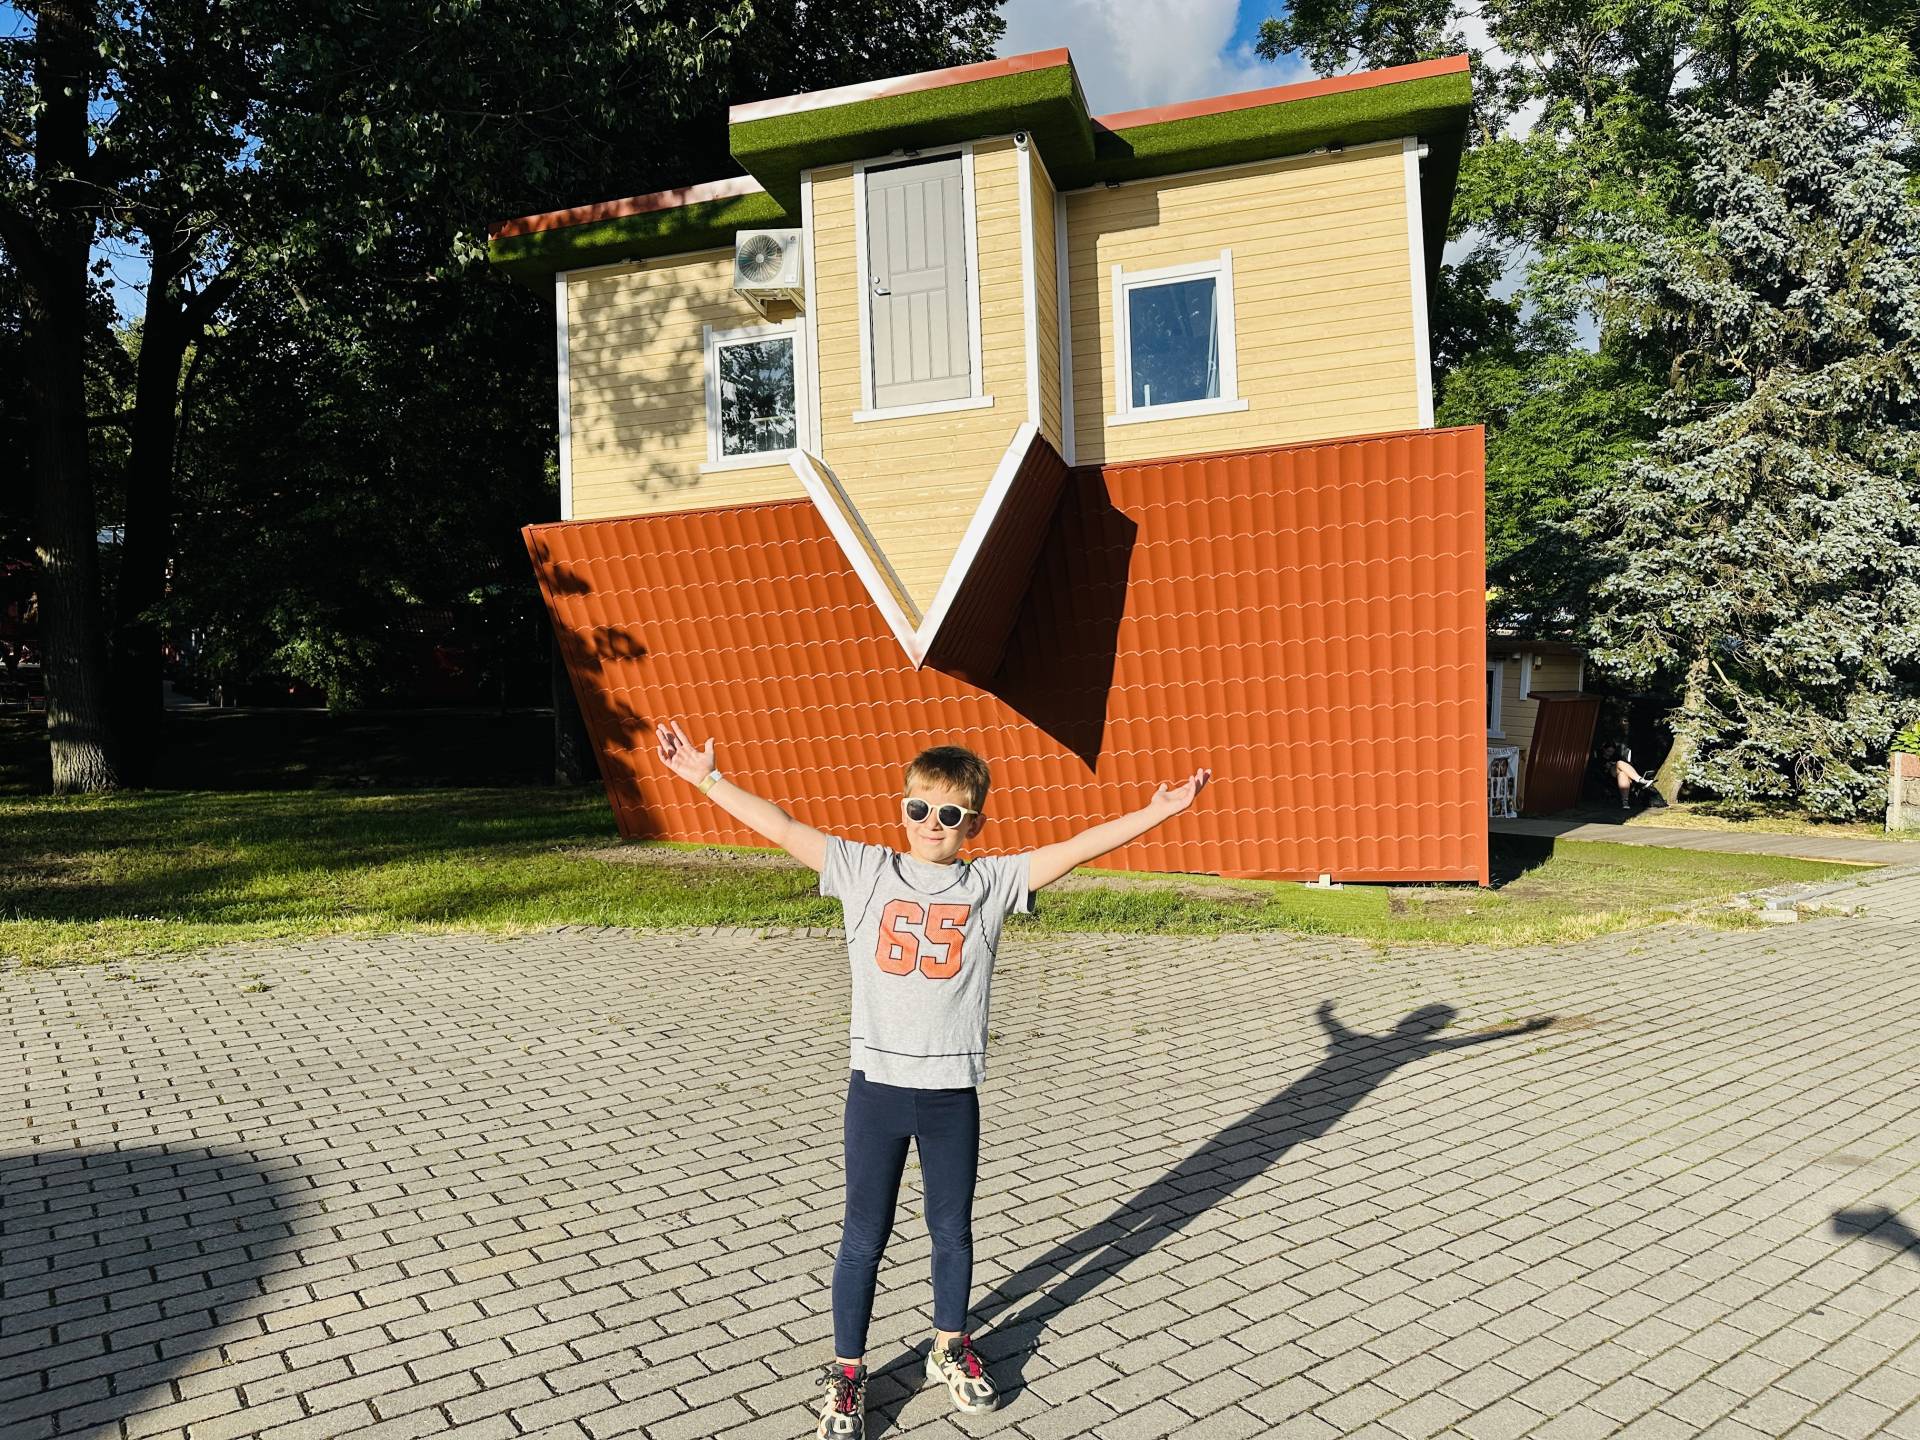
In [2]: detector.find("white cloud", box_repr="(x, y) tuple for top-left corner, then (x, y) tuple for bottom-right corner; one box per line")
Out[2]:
(996, 0), (1309, 115)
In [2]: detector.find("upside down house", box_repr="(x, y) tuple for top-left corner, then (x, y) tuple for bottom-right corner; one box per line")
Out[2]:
(491, 49), (1490, 883)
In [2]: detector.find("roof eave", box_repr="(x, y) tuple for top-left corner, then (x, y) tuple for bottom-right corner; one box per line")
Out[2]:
(487, 187), (790, 281)
(484, 54), (1471, 282)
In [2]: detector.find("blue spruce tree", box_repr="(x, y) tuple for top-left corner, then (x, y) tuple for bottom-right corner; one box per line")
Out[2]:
(1579, 81), (1920, 818)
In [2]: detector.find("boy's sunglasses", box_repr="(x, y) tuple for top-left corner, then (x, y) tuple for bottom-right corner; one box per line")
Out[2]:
(903, 797), (979, 828)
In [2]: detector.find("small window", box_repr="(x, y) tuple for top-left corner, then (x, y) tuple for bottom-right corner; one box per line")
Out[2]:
(704, 322), (801, 468)
(1487, 661), (1504, 737)
(1111, 251), (1244, 424)
(1129, 277), (1218, 406)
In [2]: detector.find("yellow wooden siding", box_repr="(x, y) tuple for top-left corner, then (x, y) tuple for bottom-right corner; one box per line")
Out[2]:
(565, 250), (803, 520)
(1493, 658), (1533, 749)
(1489, 656), (1582, 756)
(812, 140), (1030, 614)
(1030, 146), (1062, 448)
(1065, 147), (1420, 467)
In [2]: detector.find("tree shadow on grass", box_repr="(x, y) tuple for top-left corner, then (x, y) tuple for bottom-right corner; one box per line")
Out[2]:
(1, 787), (611, 929)
(0, 1146), (304, 1436)
(861, 1001), (1554, 1434)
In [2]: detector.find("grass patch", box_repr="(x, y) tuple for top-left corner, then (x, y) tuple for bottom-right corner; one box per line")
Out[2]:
(1621, 800), (1919, 845)
(0, 784), (1866, 967)
(1029, 838), (1858, 947)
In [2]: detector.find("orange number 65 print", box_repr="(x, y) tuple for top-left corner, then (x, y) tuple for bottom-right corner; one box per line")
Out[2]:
(920, 903), (969, 979)
(875, 900), (921, 975)
(873, 901), (973, 980)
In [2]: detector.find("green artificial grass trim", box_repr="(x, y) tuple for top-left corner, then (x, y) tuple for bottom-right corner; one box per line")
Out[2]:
(489, 187), (791, 281)
(728, 62), (1096, 212)
(1090, 69), (1470, 176)
(487, 66), (1470, 282)
(1092, 69), (1471, 264)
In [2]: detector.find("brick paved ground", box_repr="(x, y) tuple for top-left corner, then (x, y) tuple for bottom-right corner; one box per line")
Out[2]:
(1490, 818), (1920, 866)
(4, 866), (1920, 1440)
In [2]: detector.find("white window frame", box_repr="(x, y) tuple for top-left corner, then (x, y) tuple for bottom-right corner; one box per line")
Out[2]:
(1109, 249), (1248, 426)
(702, 319), (808, 472)
(1487, 659), (1505, 738)
(1403, 136), (1436, 428)
(852, 142), (989, 423)
(554, 272), (572, 519)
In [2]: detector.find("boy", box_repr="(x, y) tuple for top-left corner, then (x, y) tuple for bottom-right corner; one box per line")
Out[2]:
(653, 720), (1209, 1438)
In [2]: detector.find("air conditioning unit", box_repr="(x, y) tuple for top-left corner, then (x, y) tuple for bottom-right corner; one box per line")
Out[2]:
(733, 230), (805, 310)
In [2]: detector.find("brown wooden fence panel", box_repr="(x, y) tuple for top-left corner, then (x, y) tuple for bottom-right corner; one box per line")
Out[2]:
(1521, 693), (1602, 816)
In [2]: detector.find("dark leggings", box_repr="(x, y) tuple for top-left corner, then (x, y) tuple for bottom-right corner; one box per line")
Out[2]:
(832, 1070), (979, 1359)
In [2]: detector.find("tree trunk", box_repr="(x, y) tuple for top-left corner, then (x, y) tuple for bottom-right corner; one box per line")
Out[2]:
(1652, 655), (1708, 804)
(30, 291), (121, 794)
(550, 636), (594, 785)
(110, 242), (191, 787)
(21, 0), (120, 793)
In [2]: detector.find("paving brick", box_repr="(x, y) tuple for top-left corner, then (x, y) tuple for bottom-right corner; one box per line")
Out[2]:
(6, 880), (1920, 1440)
(185, 1396), (305, 1439)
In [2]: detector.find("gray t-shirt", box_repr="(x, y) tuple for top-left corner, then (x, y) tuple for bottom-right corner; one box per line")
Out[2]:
(820, 838), (1032, 1088)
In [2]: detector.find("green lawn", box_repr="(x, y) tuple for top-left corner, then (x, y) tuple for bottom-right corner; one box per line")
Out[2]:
(0, 783), (1865, 967)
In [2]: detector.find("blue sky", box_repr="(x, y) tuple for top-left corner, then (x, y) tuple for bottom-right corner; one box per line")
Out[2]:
(1000, 1), (1313, 116)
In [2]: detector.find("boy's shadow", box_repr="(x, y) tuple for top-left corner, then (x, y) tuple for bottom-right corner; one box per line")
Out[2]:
(1833, 1206), (1920, 1259)
(862, 1001), (1553, 1433)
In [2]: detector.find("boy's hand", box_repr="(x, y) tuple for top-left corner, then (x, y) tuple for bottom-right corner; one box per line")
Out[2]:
(1147, 767), (1211, 816)
(655, 719), (716, 785)
(654, 719), (828, 870)
(1028, 764), (1215, 893)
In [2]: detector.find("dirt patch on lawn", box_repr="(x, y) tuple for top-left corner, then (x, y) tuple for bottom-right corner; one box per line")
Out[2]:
(573, 843), (805, 871)
(1046, 872), (1272, 902)
(573, 843), (1282, 902)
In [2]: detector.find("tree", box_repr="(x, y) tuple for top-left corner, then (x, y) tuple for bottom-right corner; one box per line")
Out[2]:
(162, 268), (557, 710)
(1262, 2), (1920, 808)
(4, 1), (125, 791)
(4, 0), (772, 789)
(1576, 82), (1920, 816)
(2, 0), (1004, 792)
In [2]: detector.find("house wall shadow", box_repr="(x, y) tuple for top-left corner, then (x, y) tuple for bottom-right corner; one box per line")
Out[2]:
(982, 470), (1137, 768)
(565, 270), (773, 509)
(1054, 177), (1162, 451)
(0, 1146), (304, 1435)
(860, 1002), (1554, 1434)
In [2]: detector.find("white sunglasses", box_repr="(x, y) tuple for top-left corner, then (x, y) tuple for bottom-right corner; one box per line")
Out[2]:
(903, 797), (980, 828)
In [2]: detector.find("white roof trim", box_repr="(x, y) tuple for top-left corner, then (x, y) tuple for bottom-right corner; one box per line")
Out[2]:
(789, 422), (1043, 669)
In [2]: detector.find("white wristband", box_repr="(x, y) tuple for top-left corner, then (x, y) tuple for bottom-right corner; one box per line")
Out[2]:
(697, 770), (722, 795)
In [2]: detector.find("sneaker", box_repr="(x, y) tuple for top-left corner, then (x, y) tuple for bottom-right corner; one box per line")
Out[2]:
(816, 1362), (865, 1438)
(926, 1333), (998, 1413)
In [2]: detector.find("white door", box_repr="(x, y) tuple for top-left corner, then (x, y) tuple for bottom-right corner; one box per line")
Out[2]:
(865, 156), (973, 410)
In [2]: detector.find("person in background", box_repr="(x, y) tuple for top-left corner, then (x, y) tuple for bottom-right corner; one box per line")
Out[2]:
(1598, 723), (1658, 810)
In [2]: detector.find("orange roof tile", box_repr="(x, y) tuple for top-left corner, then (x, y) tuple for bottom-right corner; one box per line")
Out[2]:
(528, 426), (1488, 883)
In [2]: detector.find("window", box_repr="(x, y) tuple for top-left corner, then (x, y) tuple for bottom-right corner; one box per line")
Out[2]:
(1111, 251), (1245, 425)
(1487, 660), (1504, 737)
(704, 321), (802, 468)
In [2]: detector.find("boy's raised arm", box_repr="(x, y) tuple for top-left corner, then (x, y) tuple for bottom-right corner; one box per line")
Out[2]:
(1026, 767), (1212, 892)
(655, 719), (830, 873)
